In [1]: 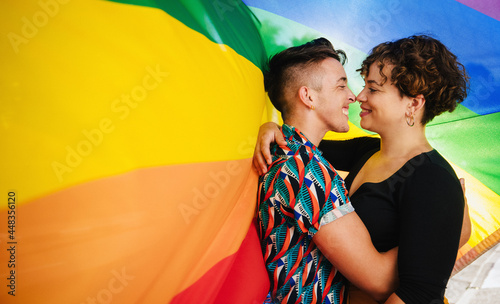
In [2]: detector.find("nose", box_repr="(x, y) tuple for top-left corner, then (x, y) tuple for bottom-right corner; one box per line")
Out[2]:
(347, 88), (356, 104)
(356, 90), (366, 103)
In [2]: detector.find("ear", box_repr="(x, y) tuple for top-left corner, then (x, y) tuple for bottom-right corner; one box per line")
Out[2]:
(407, 94), (425, 115)
(298, 86), (315, 109)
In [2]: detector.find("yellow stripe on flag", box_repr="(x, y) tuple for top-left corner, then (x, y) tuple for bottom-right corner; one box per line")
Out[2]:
(0, 0), (265, 206)
(450, 163), (500, 248)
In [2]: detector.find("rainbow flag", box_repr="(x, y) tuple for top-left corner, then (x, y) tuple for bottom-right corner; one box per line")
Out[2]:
(0, 0), (498, 303)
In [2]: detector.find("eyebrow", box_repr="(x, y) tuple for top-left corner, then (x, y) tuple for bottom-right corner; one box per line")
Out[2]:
(367, 79), (382, 86)
(337, 77), (347, 84)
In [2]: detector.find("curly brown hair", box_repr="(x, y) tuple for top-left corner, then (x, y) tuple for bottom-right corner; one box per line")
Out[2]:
(358, 35), (469, 125)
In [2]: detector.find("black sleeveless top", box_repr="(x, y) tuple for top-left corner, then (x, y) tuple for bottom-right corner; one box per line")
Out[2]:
(319, 137), (464, 304)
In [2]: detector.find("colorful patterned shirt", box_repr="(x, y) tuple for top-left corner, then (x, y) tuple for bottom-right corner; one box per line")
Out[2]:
(257, 124), (354, 304)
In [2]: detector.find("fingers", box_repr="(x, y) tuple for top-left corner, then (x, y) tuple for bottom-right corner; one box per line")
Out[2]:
(261, 134), (273, 166)
(252, 150), (261, 175)
(252, 129), (270, 175)
(259, 123), (280, 167)
(252, 122), (282, 176)
(275, 127), (287, 146)
(252, 140), (266, 175)
(252, 156), (264, 175)
(459, 177), (468, 206)
(262, 124), (284, 164)
(253, 149), (268, 175)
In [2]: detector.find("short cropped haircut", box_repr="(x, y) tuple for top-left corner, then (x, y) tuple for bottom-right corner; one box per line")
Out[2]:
(359, 35), (469, 125)
(264, 38), (347, 119)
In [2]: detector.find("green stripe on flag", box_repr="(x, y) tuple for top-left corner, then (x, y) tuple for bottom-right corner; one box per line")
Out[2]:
(428, 112), (500, 194)
(107, 0), (267, 69)
(428, 104), (480, 126)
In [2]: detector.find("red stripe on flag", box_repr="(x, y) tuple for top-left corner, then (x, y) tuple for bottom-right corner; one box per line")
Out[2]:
(171, 220), (270, 304)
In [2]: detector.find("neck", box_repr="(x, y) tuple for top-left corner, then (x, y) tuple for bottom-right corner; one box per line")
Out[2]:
(378, 124), (432, 159)
(285, 118), (326, 147)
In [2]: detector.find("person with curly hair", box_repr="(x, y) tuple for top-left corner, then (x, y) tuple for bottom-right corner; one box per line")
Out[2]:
(254, 35), (471, 304)
(257, 37), (400, 304)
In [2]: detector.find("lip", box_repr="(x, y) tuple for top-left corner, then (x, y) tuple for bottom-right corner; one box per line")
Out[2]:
(359, 107), (372, 118)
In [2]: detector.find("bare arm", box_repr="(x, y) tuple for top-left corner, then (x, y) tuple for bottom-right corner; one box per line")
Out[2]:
(252, 122), (286, 175)
(384, 293), (405, 304)
(459, 178), (471, 248)
(314, 212), (399, 302)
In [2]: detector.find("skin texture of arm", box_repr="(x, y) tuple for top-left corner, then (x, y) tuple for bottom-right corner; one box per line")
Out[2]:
(252, 122), (284, 175)
(314, 212), (399, 302)
(459, 178), (471, 248)
(384, 293), (405, 304)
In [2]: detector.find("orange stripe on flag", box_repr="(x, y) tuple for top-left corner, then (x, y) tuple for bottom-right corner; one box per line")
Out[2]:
(0, 159), (260, 303)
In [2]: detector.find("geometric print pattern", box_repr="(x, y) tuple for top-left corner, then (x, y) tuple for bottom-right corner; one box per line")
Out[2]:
(257, 124), (354, 303)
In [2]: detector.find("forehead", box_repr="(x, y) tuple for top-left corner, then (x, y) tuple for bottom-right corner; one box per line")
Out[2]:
(319, 57), (346, 79)
(366, 62), (394, 83)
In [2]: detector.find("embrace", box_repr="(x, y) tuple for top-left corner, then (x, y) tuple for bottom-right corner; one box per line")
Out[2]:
(253, 35), (471, 304)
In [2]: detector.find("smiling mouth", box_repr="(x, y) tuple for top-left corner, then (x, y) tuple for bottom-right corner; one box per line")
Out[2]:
(359, 108), (372, 117)
(342, 107), (349, 116)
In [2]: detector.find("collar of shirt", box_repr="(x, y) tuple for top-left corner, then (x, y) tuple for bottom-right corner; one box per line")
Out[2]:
(278, 124), (323, 157)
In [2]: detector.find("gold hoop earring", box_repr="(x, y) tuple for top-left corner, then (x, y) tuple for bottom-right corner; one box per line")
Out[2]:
(406, 113), (415, 127)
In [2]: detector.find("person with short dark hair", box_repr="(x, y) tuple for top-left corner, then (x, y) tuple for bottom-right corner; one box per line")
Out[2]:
(258, 38), (398, 304)
(255, 35), (471, 304)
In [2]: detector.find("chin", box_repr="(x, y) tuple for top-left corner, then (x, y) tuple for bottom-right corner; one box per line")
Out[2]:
(342, 123), (350, 133)
(359, 120), (372, 132)
(334, 124), (350, 133)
